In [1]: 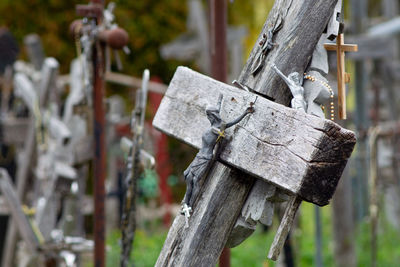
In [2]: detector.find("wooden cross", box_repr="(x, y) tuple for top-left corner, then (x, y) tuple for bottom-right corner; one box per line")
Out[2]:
(152, 1), (357, 265)
(153, 66), (355, 265)
(324, 33), (358, 120)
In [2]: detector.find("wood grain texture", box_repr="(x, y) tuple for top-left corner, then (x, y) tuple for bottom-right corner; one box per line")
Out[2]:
(153, 67), (356, 206)
(155, 162), (254, 267)
(237, 0), (338, 106)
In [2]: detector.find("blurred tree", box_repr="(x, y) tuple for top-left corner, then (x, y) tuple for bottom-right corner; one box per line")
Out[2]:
(0, 0), (187, 82)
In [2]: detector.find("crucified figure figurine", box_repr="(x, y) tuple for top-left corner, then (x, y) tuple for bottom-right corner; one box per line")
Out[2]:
(271, 63), (307, 112)
(182, 94), (254, 220)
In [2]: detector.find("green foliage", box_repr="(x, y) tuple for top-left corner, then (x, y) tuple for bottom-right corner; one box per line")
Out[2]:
(103, 229), (167, 267)
(228, 0), (275, 57)
(356, 213), (400, 267)
(100, 203), (400, 266)
(114, 0), (187, 81)
(230, 228), (273, 267)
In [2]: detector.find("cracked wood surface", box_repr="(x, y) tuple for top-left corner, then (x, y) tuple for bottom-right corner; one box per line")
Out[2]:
(153, 67), (356, 206)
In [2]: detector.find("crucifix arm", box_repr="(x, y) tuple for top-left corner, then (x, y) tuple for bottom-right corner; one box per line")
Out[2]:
(271, 64), (292, 87)
(226, 107), (253, 128)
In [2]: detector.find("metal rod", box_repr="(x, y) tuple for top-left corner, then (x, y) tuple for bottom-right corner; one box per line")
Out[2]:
(89, 0), (106, 264)
(209, 0), (229, 266)
(351, 0), (369, 223)
(210, 0), (227, 83)
(93, 41), (106, 267)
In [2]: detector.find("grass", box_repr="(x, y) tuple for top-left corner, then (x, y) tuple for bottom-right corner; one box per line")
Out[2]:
(83, 202), (400, 266)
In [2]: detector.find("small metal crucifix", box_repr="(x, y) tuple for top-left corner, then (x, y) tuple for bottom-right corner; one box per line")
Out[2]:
(324, 33), (358, 120)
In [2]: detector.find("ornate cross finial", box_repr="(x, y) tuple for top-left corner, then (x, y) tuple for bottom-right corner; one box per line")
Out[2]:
(324, 33), (358, 120)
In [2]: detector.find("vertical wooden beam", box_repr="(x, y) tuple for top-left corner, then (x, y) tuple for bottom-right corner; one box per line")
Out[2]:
(335, 34), (346, 119)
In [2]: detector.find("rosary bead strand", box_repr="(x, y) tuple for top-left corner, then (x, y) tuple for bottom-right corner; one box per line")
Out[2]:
(304, 73), (335, 121)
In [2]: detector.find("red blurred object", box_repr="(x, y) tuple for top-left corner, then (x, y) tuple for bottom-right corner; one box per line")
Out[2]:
(149, 77), (173, 227)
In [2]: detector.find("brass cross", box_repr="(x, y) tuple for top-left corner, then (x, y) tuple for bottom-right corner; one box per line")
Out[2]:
(324, 33), (358, 120)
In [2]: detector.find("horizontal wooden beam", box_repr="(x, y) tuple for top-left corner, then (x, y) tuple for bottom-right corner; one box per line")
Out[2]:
(324, 43), (358, 52)
(153, 67), (356, 206)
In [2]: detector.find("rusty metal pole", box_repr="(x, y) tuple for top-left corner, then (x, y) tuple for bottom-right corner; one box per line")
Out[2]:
(73, 1), (128, 266)
(90, 1), (106, 266)
(93, 42), (106, 267)
(209, 1), (230, 266)
(210, 0), (228, 82)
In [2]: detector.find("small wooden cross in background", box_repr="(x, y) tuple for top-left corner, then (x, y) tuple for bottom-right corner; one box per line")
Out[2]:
(324, 33), (358, 120)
